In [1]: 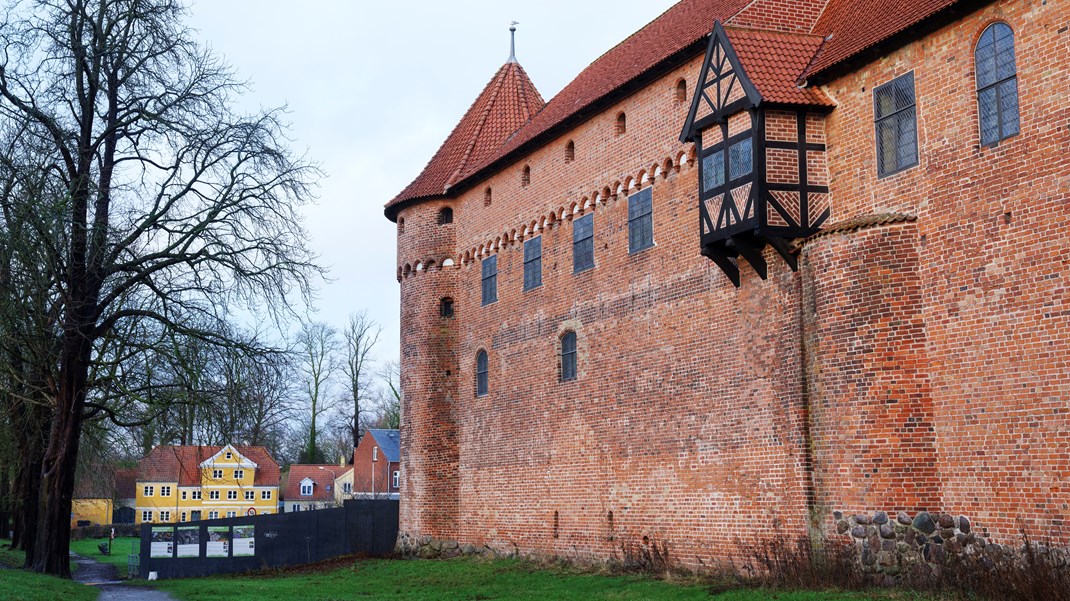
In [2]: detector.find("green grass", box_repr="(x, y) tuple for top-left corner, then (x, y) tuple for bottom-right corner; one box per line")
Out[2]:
(69, 536), (139, 573)
(0, 540), (99, 601)
(152, 557), (937, 601)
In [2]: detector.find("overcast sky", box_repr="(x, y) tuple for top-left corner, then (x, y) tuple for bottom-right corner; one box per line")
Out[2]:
(186, 0), (679, 367)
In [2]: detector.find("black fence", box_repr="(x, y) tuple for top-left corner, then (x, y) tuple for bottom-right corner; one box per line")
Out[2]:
(138, 499), (398, 579)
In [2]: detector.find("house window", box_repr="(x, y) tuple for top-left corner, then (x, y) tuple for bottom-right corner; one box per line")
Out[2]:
(475, 350), (489, 397)
(181, 491), (187, 500)
(481, 255), (497, 305)
(438, 207), (453, 225)
(343, 482), (352, 494)
(225, 451), (232, 459)
(180, 512), (187, 522)
(565, 140), (575, 163)
(208, 511), (218, 519)
(160, 486), (171, 497)
(233, 469), (244, 480)
(143, 485), (154, 497)
(159, 511), (171, 522)
(393, 471), (400, 489)
(874, 72), (918, 177)
(561, 331), (578, 382)
(976, 23), (1019, 146)
(291, 505), (300, 512)
(523, 236), (542, 290)
(210, 490), (220, 500)
(225, 511), (236, 518)
(245, 491), (255, 501)
(227, 490), (237, 500)
(192, 490), (202, 500)
(729, 137), (753, 180)
(301, 483), (313, 496)
(701, 150), (725, 192)
(373, 447), (378, 461)
(142, 510), (153, 523)
(572, 214), (594, 273)
(628, 188), (654, 253)
(440, 297), (454, 318)
(261, 490), (272, 500)
(212, 469), (223, 479)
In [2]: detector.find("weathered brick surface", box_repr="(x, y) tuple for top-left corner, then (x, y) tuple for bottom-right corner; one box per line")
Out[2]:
(393, 0), (1070, 564)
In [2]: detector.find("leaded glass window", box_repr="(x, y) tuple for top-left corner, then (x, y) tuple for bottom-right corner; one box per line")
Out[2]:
(729, 137), (753, 180)
(702, 150), (725, 192)
(874, 72), (918, 177)
(573, 214), (594, 273)
(475, 350), (488, 396)
(481, 255), (497, 305)
(561, 331), (577, 382)
(976, 23), (1019, 146)
(628, 188), (654, 253)
(523, 236), (542, 290)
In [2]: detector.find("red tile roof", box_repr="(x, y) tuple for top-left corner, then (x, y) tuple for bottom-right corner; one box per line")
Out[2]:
(136, 445), (280, 487)
(281, 464), (341, 502)
(386, 0), (973, 218)
(725, 27), (834, 107)
(115, 468), (137, 499)
(388, 61), (544, 208)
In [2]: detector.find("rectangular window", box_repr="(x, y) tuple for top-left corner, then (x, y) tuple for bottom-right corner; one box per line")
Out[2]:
(143, 485), (154, 497)
(628, 188), (654, 253)
(393, 471), (400, 489)
(701, 150), (725, 192)
(181, 491), (187, 500)
(292, 505), (300, 513)
(142, 510), (153, 523)
(180, 512), (187, 522)
(212, 469), (223, 479)
(874, 72), (918, 177)
(160, 486), (171, 497)
(233, 469), (244, 480)
(208, 511), (218, 520)
(261, 490), (272, 500)
(160, 511), (171, 522)
(192, 490), (202, 500)
(225, 511), (236, 518)
(210, 490), (220, 500)
(343, 482), (352, 494)
(301, 483), (313, 496)
(481, 255), (498, 305)
(227, 490), (237, 500)
(245, 491), (255, 501)
(572, 213), (594, 273)
(729, 137), (753, 180)
(373, 447), (378, 461)
(523, 236), (542, 290)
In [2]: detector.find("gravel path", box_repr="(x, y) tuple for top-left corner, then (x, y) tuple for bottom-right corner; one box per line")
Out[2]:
(70, 552), (178, 601)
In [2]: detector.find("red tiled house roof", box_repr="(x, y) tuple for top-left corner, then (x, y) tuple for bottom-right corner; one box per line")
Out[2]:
(136, 445), (280, 487)
(281, 464), (340, 502)
(114, 468), (137, 499)
(385, 0), (977, 219)
(723, 27), (833, 106)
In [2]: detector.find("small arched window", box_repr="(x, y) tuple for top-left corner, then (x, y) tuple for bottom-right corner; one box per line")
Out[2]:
(397, 217), (405, 234)
(675, 79), (687, 102)
(438, 207), (453, 225)
(615, 112), (627, 135)
(484, 187), (492, 207)
(976, 22), (1019, 146)
(565, 140), (575, 163)
(560, 331), (577, 382)
(475, 350), (488, 396)
(521, 165), (531, 187)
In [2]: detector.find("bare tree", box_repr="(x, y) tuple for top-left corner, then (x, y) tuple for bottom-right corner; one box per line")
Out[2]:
(294, 321), (338, 464)
(371, 360), (401, 429)
(0, 0), (322, 575)
(340, 311), (380, 449)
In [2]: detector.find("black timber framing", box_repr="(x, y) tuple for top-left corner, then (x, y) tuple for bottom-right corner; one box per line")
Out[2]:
(680, 20), (761, 144)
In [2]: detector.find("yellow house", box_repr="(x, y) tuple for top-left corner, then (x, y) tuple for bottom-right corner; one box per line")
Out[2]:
(135, 444), (280, 524)
(71, 466), (137, 527)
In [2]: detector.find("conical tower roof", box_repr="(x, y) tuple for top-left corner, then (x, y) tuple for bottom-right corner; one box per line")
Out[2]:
(387, 60), (544, 215)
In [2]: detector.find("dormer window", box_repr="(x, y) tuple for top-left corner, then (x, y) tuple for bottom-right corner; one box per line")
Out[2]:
(300, 480), (313, 496)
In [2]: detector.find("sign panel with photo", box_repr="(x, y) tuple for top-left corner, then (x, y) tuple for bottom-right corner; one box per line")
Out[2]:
(206, 526), (230, 557)
(176, 526), (200, 558)
(232, 525), (255, 557)
(150, 526), (174, 558)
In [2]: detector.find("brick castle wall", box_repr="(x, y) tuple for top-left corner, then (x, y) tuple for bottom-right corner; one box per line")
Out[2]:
(393, 0), (1070, 565)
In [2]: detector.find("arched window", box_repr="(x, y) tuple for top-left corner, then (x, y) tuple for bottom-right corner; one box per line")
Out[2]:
(475, 350), (489, 396)
(397, 217), (405, 234)
(565, 140), (575, 163)
(560, 331), (577, 381)
(521, 165), (531, 187)
(615, 112), (627, 135)
(675, 79), (687, 102)
(976, 23), (1019, 146)
(437, 207), (453, 225)
(484, 187), (492, 207)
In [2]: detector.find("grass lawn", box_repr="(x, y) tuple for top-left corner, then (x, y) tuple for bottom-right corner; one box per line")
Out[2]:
(0, 540), (99, 601)
(69, 536), (139, 574)
(152, 557), (937, 601)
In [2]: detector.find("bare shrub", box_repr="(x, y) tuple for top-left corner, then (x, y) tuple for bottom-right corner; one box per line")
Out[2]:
(735, 535), (866, 591)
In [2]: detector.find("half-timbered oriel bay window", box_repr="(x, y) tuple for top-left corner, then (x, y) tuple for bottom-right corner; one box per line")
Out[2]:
(680, 21), (835, 286)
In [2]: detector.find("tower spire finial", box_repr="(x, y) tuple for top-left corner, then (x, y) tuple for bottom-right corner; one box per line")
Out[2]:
(508, 21), (519, 63)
